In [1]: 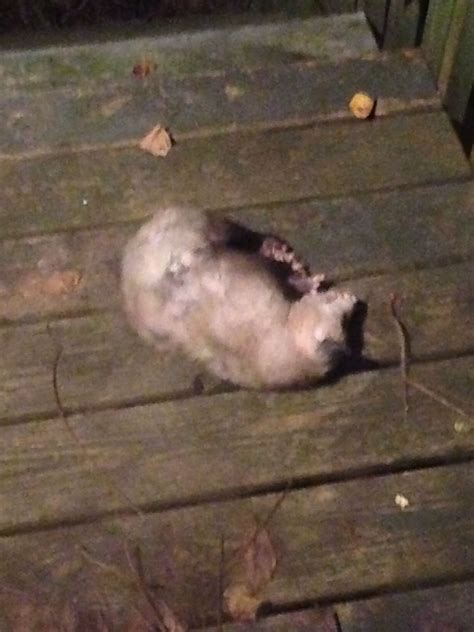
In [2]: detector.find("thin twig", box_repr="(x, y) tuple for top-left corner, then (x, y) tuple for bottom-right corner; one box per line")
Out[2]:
(217, 534), (225, 632)
(124, 544), (164, 626)
(124, 543), (186, 632)
(46, 324), (145, 520)
(407, 378), (473, 422)
(389, 293), (410, 421)
(228, 480), (291, 569)
(83, 546), (157, 631)
(81, 546), (138, 589)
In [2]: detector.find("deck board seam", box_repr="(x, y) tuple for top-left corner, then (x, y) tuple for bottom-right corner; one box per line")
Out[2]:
(0, 172), (471, 243)
(1, 251), (473, 330)
(0, 103), (445, 163)
(1, 454), (473, 538)
(1, 346), (474, 429)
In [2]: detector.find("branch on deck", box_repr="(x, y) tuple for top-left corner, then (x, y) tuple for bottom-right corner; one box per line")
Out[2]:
(46, 323), (145, 519)
(389, 293), (411, 421)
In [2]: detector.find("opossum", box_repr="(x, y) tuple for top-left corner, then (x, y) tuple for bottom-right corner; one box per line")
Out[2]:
(121, 206), (357, 389)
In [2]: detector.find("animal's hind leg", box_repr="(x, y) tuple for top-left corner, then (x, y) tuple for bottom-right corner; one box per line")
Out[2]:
(259, 235), (325, 293)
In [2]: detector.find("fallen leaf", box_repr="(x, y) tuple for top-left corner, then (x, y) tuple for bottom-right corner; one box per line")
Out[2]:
(395, 493), (410, 510)
(156, 599), (188, 632)
(454, 420), (469, 433)
(18, 270), (82, 298)
(224, 583), (261, 622)
(132, 59), (156, 78)
(224, 526), (277, 622)
(349, 91), (375, 119)
(242, 527), (277, 593)
(139, 125), (173, 157)
(225, 84), (244, 101)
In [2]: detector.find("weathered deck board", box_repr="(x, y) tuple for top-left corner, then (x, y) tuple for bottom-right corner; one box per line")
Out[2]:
(1, 52), (438, 156)
(0, 111), (470, 238)
(1, 464), (473, 626)
(209, 609), (338, 631)
(337, 581), (474, 632)
(1, 181), (473, 322)
(1, 260), (473, 421)
(0, 354), (473, 531)
(0, 13), (376, 88)
(208, 581), (474, 631)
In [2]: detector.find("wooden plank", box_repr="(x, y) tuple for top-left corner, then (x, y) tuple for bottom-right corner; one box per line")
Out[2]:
(318, 0), (357, 14)
(423, 0), (457, 79)
(437, 0), (470, 101)
(0, 52), (439, 156)
(1, 180), (472, 322)
(0, 13), (376, 89)
(360, 0), (388, 43)
(0, 111), (470, 239)
(0, 353), (473, 531)
(444, 2), (474, 123)
(206, 581), (474, 630)
(1, 259), (473, 421)
(383, 0), (422, 49)
(209, 608), (338, 631)
(337, 581), (474, 632)
(0, 464), (473, 626)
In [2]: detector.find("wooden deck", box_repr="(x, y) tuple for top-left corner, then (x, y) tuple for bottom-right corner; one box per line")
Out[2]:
(0, 11), (473, 631)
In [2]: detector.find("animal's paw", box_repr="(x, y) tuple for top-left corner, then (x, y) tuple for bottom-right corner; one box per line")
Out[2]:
(320, 290), (357, 313)
(290, 272), (326, 294)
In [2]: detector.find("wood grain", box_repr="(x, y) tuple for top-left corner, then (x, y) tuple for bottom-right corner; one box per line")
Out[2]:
(0, 354), (473, 531)
(0, 111), (469, 238)
(0, 463), (472, 626)
(2, 259), (473, 421)
(0, 13), (376, 89)
(1, 180), (473, 322)
(337, 581), (474, 632)
(0, 52), (438, 156)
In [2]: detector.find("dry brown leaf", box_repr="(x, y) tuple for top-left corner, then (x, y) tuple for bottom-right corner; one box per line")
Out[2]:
(139, 125), (173, 157)
(349, 92), (375, 119)
(123, 609), (156, 632)
(224, 526), (277, 622)
(132, 59), (156, 78)
(18, 269), (82, 298)
(243, 527), (277, 593)
(155, 599), (188, 632)
(223, 583), (261, 622)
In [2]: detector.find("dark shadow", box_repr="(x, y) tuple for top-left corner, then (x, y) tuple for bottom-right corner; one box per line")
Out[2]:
(453, 85), (474, 158)
(415, 0), (431, 46)
(209, 215), (318, 301)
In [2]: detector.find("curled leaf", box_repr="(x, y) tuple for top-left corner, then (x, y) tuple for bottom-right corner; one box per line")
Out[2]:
(224, 526), (277, 622)
(243, 528), (277, 593)
(139, 125), (173, 157)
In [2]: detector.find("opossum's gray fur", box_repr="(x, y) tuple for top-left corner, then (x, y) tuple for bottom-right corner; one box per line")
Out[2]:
(121, 207), (357, 389)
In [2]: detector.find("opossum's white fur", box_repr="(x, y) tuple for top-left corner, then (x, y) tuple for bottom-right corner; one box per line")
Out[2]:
(121, 207), (357, 389)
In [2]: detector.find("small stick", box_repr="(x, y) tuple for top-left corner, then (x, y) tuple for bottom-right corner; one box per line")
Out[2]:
(217, 535), (225, 632)
(227, 480), (291, 569)
(46, 324), (145, 520)
(389, 294), (410, 421)
(407, 378), (473, 422)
